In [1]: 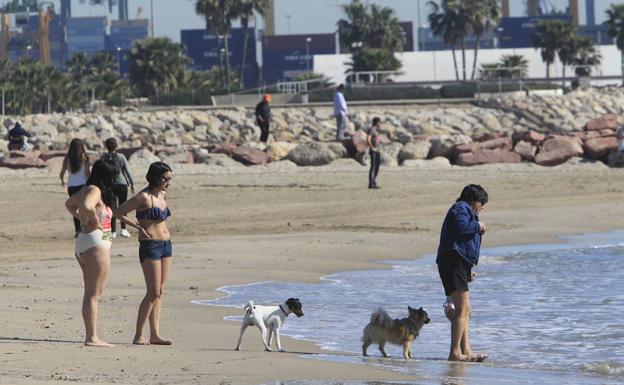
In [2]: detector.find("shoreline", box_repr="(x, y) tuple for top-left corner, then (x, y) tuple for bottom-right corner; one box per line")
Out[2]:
(2, 164), (624, 384)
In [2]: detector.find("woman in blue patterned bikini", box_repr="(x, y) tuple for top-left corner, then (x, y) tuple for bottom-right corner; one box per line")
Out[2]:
(115, 162), (174, 345)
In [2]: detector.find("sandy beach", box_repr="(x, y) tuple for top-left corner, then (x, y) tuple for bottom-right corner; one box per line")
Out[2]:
(2, 159), (624, 385)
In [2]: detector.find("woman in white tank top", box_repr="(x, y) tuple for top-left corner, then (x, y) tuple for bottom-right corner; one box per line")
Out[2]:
(60, 139), (90, 236)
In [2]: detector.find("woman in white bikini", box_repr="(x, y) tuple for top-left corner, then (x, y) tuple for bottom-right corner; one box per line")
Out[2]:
(65, 160), (118, 347)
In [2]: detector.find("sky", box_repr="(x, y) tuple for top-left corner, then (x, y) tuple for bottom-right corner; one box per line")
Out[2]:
(3, 0), (620, 43)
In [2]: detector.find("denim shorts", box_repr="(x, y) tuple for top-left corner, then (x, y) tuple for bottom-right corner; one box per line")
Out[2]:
(139, 240), (173, 263)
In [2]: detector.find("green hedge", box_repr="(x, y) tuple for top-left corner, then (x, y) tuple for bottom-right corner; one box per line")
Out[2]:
(150, 90), (214, 106)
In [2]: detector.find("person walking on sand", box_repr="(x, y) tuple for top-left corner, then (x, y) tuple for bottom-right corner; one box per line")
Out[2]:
(101, 138), (135, 239)
(255, 94), (272, 143)
(436, 184), (489, 362)
(60, 138), (91, 237)
(333, 84), (349, 140)
(65, 160), (119, 347)
(115, 162), (174, 346)
(367, 117), (382, 189)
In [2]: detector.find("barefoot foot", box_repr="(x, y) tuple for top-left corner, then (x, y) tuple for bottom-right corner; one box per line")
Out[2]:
(133, 336), (150, 345)
(149, 336), (173, 345)
(85, 338), (114, 347)
(448, 353), (475, 362)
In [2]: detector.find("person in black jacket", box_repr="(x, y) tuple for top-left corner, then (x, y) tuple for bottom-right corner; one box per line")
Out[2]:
(8, 122), (31, 151)
(255, 94), (272, 143)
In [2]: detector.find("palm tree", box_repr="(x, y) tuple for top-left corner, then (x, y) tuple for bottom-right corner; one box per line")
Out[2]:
(555, 22), (579, 85)
(338, 0), (404, 51)
(533, 19), (568, 79)
(236, 0), (268, 88)
(572, 36), (601, 77)
(499, 54), (528, 78)
(195, 0), (240, 92)
(428, 0), (466, 81)
(604, 4), (624, 84)
(127, 37), (190, 99)
(463, 0), (500, 80)
(337, 0), (404, 78)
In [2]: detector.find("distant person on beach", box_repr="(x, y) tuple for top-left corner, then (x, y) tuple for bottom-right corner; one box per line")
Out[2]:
(101, 138), (135, 239)
(255, 94), (272, 143)
(367, 117), (382, 189)
(65, 160), (118, 347)
(333, 84), (349, 141)
(617, 126), (624, 152)
(7, 122), (31, 151)
(60, 139), (91, 237)
(436, 184), (488, 362)
(115, 162), (173, 346)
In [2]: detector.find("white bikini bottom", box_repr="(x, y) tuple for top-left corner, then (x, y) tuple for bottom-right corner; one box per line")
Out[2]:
(75, 229), (112, 257)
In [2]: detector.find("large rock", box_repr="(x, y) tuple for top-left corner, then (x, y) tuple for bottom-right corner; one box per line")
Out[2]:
(128, 148), (161, 166)
(456, 148), (522, 166)
(513, 140), (537, 161)
(231, 145), (270, 166)
(399, 141), (431, 162)
(343, 130), (369, 155)
(0, 156), (46, 168)
(512, 130), (546, 145)
(380, 142), (403, 166)
(287, 142), (338, 166)
(585, 114), (619, 131)
(402, 156), (452, 169)
(583, 137), (618, 159)
(266, 141), (298, 161)
(535, 136), (584, 166)
(429, 135), (472, 159)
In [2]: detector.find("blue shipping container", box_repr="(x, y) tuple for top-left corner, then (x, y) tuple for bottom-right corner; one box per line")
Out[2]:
(499, 16), (571, 49)
(181, 27), (258, 87)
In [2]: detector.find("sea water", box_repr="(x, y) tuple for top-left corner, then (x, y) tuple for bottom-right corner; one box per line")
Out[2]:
(194, 231), (624, 385)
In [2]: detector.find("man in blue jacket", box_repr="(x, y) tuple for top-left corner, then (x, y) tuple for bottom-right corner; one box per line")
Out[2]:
(436, 184), (488, 362)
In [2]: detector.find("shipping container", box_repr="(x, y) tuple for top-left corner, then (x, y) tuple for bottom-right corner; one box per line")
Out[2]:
(110, 19), (148, 50)
(67, 17), (106, 56)
(499, 16), (571, 49)
(418, 27), (495, 51)
(181, 27), (258, 87)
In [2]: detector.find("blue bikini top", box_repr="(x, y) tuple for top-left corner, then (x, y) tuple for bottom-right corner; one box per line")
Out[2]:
(136, 193), (171, 221)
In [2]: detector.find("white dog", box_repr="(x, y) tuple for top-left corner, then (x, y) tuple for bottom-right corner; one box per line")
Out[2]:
(235, 298), (304, 352)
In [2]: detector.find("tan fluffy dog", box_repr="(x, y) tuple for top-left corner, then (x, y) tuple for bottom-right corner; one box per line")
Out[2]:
(362, 306), (430, 359)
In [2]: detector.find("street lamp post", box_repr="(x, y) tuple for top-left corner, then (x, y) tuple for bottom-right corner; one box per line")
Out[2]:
(26, 45), (32, 59)
(285, 15), (291, 34)
(116, 46), (122, 74)
(305, 37), (312, 72)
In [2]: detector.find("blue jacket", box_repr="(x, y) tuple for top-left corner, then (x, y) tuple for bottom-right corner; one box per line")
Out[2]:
(437, 201), (482, 265)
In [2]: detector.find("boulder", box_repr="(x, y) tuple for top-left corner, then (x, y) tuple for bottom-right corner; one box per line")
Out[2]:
(39, 150), (67, 161)
(380, 142), (403, 166)
(200, 153), (244, 168)
(585, 114), (618, 131)
(535, 136), (584, 166)
(287, 142), (338, 166)
(160, 150), (194, 164)
(583, 137), (618, 159)
(231, 145), (270, 166)
(481, 137), (512, 150)
(399, 141), (431, 162)
(456, 148), (522, 166)
(266, 141), (298, 161)
(128, 148), (160, 166)
(512, 130), (545, 146)
(429, 135), (472, 159)
(0, 156), (46, 168)
(402, 156), (452, 169)
(343, 130), (369, 155)
(513, 140), (537, 161)
(8, 150), (41, 159)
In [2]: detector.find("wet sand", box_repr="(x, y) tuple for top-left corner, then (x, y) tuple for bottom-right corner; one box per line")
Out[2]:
(1, 160), (624, 384)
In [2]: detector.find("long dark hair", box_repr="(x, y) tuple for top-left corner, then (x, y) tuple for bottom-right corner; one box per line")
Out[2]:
(87, 159), (119, 207)
(146, 162), (172, 190)
(104, 137), (118, 153)
(67, 138), (87, 174)
(457, 184), (488, 206)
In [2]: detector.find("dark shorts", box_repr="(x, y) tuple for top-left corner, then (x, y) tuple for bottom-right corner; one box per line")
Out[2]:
(437, 250), (473, 296)
(139, 240), (172, 263)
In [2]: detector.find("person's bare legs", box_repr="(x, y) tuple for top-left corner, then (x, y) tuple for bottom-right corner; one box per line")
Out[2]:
(148, 257), (172, 345)
(449, 290), (472, 361)
(78, 246), (113, 347)
(133, 258), (160, 345)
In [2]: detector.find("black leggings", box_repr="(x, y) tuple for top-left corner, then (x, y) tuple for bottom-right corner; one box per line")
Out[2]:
(67, 185), (84, 234)
(259, 122), (270, 143)
(111, 184), (129, 233)
(369, 150), (381, 187)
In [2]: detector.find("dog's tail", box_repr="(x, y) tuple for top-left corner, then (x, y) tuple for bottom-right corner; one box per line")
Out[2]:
(243, 300), (255, 315)
(369, 307), (393, 329)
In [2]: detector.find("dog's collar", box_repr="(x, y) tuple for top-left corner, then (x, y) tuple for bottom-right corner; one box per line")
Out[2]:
(279, 304), (289, 316)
